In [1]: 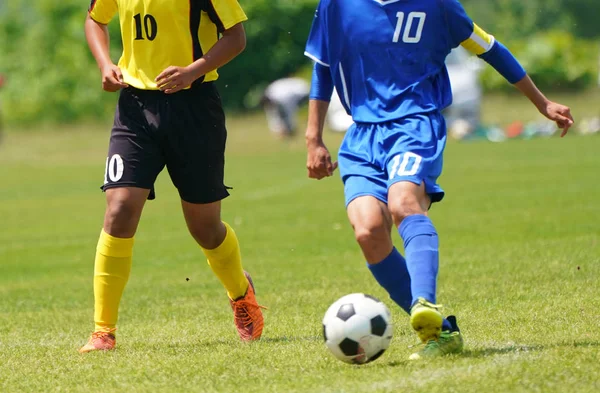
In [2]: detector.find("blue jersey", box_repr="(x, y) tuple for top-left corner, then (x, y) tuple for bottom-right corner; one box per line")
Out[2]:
(304, 0), (493, 123)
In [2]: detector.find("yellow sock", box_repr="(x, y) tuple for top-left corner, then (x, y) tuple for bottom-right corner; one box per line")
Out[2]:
(202, 222), (248, 300)
(93, 229), (134, 333)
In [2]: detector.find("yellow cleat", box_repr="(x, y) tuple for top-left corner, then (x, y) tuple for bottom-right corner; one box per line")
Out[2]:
(409, 315), (464, 360)
(410, 297), (443, 343)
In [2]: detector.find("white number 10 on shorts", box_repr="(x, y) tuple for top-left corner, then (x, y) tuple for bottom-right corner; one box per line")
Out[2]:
(388, 152), (423, 179)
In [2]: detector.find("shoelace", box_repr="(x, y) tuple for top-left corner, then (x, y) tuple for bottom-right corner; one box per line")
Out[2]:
(408, 331), (453, 349)
(232, 299), (267, 327)
(91, 330), (115, 341)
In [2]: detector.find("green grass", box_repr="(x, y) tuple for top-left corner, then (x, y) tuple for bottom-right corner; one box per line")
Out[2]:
(1, 102), (600, 393)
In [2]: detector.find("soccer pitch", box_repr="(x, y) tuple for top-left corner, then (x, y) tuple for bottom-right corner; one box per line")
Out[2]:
(1, 111), (599, 392)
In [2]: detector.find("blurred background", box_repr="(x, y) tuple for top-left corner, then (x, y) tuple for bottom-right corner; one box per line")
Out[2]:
(1, 0), (600, 139)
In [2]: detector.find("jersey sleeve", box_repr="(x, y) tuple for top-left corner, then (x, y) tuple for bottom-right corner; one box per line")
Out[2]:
(205, 0), (248, 33)
(443, 0), (494, 55)
(88, 0), (118, 25)
(304, 0), (330, 67)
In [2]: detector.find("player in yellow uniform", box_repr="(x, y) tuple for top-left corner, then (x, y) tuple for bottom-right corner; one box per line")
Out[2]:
(80, 0), (265, 353)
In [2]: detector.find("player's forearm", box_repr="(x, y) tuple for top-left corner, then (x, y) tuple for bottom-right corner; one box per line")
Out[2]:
(478, 41), (526, 84)
(513, 75), (551, 113)
(306, 99), (330, 144)
(188, 23), (246, 79)
(84, 15), (113, 69)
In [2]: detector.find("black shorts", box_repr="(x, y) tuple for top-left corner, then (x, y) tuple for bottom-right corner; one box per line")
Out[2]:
(102, 82), (230, 204)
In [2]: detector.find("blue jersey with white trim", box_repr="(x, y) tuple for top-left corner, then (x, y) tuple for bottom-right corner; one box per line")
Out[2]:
(305, 0), (492, 123)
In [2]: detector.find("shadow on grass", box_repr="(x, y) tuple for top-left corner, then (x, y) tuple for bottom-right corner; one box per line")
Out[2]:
(136, 335), (323, 351)
(461, 339), (600, 359)
(380, 340), (600, 366)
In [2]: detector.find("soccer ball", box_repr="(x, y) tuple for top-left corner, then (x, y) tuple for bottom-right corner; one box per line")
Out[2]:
(322, 293), (393, 364)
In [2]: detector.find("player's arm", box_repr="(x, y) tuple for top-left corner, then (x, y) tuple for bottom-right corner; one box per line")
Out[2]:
(85, 0), (126, 92)
(462, 27), (573, 136)
(156, 22), (246, 94)
(156, 0), (247, 94)
(445, 0), (573, 136)
(306, 62), (337, 180)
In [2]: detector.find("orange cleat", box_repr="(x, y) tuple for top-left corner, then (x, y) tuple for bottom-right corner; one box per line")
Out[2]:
(79, 330), (116, 353)
(230, 272), (266, 341)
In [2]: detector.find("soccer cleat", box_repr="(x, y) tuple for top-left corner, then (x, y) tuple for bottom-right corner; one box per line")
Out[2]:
(78, 330), (116, 353)
(409, 315), (464, 360)
(229, 271), (266, 341)
(410, 297), (444, 343)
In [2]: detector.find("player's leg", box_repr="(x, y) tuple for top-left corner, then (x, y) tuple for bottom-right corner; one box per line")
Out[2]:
(80, 88), (165, 353)
(339, 123), (412, 314)
(346, 195), (413, 314)
(384, 114), (463, 358)
(167, 82), (264, 341)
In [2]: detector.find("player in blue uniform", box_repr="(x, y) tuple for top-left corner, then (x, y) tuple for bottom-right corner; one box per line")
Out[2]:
(304, 0), (573, 360)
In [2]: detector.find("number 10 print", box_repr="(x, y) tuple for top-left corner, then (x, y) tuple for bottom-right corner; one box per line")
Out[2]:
(392, 12), (426, 43)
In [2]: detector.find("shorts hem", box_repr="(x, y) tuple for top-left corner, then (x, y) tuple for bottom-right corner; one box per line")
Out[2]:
(388, 176), (445, 204)
(345, 192), (388, 208)
(101, 182), (153, 192)
(180, 190), (230, 205)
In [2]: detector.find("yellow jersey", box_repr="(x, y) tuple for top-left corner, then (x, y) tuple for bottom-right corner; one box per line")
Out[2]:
(89, 0), (247, 89)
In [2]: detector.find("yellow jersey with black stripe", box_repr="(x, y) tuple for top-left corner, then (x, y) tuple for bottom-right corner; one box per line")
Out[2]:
(88, 0), (247, 90)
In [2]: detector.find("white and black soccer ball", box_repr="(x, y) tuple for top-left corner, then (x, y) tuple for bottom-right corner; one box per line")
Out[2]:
(322, 293), (393, 364)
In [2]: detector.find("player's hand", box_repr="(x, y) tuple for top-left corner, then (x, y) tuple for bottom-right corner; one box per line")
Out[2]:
(156, 66), (198, 94)
(100, 64), (128, 92)
(541, 101), (574, 137)
(306, 139), (338, 180)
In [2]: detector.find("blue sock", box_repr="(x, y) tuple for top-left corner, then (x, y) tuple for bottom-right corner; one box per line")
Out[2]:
(399, 215), (453, 331)
(399, 214), (440, 305)
(367, 247), (412, 314)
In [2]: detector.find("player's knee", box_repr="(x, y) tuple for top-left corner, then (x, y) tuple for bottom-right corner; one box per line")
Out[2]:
(353, 222), (388, 250)
(104, 199), (141, 237)
(388, 194), (425, 226)
(188, 221), (223, 249)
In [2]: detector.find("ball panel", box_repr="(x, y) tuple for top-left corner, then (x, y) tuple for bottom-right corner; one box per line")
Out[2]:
(336, 303), (356, 321)
(370, 315), (387, 337)
(324, 317), (346, 345)
(352, 296), (390, 321)
(339, 338), (360, 356)
(343, 315), (372, 342)
(325, 339), (348, 362)
(365, 349), (386, 363)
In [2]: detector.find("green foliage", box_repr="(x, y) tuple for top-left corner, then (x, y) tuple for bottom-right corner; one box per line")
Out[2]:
(480, 32), (599, 91)
(0, 0), (122, 125)
(461, 0), (600, 40)
(215, 0), (315, 110)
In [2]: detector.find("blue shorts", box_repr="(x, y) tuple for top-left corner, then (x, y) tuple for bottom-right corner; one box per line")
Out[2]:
(338, 113), (447, 207)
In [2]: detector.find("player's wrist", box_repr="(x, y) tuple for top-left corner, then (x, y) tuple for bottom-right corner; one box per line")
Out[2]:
(186, 63), (205, 82)
(305, 134), (324, 147)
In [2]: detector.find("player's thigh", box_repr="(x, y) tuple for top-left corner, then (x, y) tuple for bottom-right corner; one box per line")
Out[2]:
(103, 88), (165, 195)
(387, 181), (430, 223)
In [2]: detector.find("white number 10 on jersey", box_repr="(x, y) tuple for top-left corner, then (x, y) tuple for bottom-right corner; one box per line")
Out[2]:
(393, 12), (426, 43)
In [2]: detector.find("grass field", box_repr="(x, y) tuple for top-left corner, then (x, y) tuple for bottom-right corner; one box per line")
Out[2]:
(1, 96), (600, 392)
